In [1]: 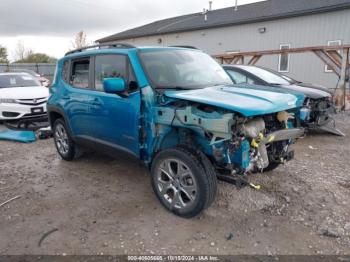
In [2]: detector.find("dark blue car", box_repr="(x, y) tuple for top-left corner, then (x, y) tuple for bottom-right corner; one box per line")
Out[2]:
(223, 65), (343, 136)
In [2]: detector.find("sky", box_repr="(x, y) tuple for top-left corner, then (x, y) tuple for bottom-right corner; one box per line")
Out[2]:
(0, 0), (264, 61)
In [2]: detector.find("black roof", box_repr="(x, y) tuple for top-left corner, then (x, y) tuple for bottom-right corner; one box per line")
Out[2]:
(97, 0), (350, 43)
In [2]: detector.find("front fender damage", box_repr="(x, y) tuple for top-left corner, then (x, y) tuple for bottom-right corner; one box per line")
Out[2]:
(140, 90), (304, 188)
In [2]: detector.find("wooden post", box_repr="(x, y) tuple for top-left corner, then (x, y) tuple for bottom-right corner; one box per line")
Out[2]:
(313, 50), (341, 76)
(337, 48), (349, 110)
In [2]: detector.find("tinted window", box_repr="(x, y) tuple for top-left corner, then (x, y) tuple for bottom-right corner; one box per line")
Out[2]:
(226, 70), (256, 85)
(0, 74), (40, 88)
(71, 59), (90, 88)
(95, 55), (127, 91)
(240, 66), (290, 85)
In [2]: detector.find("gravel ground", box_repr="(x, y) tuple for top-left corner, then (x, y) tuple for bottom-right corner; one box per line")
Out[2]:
(0, 113), (349, 255)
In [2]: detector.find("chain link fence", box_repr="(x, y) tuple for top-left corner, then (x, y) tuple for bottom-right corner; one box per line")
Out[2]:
(0, 63), (56, 80)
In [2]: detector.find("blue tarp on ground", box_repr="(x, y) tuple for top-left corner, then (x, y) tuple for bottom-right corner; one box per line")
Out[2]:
(0, 129), (36, 143)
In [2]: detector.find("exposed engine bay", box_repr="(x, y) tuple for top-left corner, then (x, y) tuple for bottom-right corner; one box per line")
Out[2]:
(298, 97), (344, 136)
(300, 97), (334, 127)
(154, 101), (304, 177)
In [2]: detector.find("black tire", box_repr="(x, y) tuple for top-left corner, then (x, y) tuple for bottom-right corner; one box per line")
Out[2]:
(262, 161), (281, 172)
(252, 160), (281, 173)
(53, 118), (79, 161)
(150, 146), (217, 218)
(177, 145), (217, 207)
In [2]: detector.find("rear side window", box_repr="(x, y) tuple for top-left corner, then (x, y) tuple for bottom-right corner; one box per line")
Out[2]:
(62, 60), (70, 83)
(71, 59), (90, 88)
(226, 70), (255, 85)
(94, 54), (138, 92)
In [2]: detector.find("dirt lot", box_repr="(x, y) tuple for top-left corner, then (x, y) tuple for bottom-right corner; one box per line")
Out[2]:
(0, 113), (350, 256)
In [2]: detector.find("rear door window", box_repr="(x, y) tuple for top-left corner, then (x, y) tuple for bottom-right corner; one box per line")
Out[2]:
(226, 70), (255, 84)
(71, 58), (90, 88)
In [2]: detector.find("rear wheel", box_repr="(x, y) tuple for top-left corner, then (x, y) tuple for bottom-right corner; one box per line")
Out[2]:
(151, 146), (217, 218)
(53, 118), (79, 161)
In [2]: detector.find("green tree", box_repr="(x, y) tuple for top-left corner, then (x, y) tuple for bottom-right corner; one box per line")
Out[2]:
(15, 53), (57, 63)
(0, 45), (9, 63)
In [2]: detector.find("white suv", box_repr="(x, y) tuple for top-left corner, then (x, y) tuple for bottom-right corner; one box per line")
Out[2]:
(0, 72), (49, 123)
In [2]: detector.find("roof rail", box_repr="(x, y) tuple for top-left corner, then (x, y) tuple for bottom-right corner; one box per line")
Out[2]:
(65, 43), (136, 56)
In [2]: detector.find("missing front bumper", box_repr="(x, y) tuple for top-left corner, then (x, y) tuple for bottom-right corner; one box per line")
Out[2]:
(3, 115), (49, 131)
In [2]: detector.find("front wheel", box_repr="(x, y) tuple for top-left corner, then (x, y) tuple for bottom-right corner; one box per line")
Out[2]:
(53, 118), (79, 161)
(150, 146), (217, 218)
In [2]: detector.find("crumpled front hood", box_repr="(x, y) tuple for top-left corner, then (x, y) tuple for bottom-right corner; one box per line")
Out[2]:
(234, 83), (329, 100)
(165, 85), (304, 117)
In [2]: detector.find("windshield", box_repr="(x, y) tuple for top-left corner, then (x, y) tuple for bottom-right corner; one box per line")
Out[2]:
(139, 49), (232, 89)
(10, 69), (40, 77)
(0, 74), (41, 88)
(278, 73), (298, 83)
(240, 66), (291, 85)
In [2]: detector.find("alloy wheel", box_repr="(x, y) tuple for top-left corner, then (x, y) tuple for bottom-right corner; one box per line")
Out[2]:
(156, 158), (197, 210)
(54, 123), (69, 155)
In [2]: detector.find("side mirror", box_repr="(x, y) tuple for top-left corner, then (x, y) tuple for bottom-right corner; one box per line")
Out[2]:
(103, 78), (126, 94)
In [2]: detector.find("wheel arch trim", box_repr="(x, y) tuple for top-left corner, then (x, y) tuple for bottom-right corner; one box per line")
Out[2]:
(47, 105), (76, 141)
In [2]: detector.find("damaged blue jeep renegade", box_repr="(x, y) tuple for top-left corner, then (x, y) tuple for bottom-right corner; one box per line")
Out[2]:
(48, 44), (305, 218)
